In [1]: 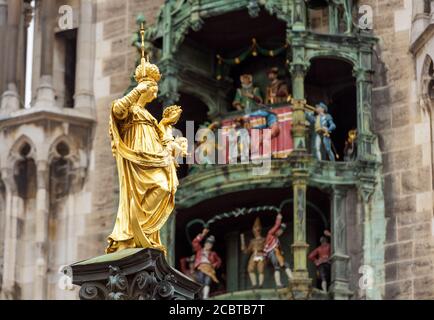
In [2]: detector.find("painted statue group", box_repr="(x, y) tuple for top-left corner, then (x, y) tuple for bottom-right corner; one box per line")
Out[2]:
(180, 213), (332, 299)
(228, 67), (357, 162)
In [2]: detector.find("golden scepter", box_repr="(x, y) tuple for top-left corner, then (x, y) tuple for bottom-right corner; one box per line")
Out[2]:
(140, 22), (147, 79)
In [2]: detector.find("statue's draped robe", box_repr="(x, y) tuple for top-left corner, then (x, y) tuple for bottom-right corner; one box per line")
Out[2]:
(106, 98), (178, 254)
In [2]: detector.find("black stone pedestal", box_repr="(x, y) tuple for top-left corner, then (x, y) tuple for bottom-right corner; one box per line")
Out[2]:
(69, 248), (201, 300)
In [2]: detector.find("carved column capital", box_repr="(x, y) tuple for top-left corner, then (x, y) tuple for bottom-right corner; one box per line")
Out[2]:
(70, 249), (201, 300)
(0, 167), (16, 194)
(330, 185), (352, 300)
(332, 185), (348, 198)
(290, 62), (309, 77)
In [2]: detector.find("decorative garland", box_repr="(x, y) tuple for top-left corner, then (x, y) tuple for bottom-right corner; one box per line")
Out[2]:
(216, 38), (290, 80)
(184, 200), (330, 244)
(185, 205), (282, 244)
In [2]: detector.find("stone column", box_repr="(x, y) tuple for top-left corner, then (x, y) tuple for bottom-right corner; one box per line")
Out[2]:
(328, 3), (338, 34)
(329, 186), (352, 300)
(411, 0), (431, 44)
(74, 0), (95, 114)
(359, 183), (386, 300)
(354, 61), (375, 161)
(291, 172), (310, 297)
(34, 0), (56, 108)
(159, 1), (179, 107)
(0, 0), (8, 95)
(288, 45), (311, 298)
(33, 160), (49, 300)
(0, 167), (18, 299)
(0, 0), (22, 114)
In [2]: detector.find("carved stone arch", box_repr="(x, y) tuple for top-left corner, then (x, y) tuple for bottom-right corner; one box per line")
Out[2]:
(48, 135), (85, 195)
(166, 0), (291, 54)
(421, 54), (434, 110)
(8, 135), (37, 166)
(419, 54), (434, 205)
(306, 52), (357, 69)
(178, 86), (218, 117)
(47, 135), (80, 165)
(8, 136), (37, 200)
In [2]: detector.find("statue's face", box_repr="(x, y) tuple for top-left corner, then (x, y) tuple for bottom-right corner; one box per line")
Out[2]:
(268, 72), (278, 81)
(204, 242), (213, 250)
(253, 227), (261, 237)
(170, 109), (182, 122)
(142, 85), (158, 102)
(316, 106), (325, 114)
(240, 76), (252, 86)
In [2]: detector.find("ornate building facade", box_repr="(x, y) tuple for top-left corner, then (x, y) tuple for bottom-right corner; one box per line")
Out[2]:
(0, 0), (433, 300)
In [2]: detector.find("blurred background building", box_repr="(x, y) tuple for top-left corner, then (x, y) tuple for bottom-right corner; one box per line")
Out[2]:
(0, 0), (433, 300)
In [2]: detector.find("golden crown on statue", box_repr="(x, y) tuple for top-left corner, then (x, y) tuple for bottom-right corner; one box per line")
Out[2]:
(134, 22), (161, 84)
(134, 58), (161, 84)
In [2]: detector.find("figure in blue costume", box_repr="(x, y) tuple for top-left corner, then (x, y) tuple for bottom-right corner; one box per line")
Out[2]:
(305, 102), (336, 161)
(247, 108), (280, 138)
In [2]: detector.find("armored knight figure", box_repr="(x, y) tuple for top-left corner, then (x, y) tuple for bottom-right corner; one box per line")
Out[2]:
(264, 213), (293, 288)
(192, 228), (222, 299)
(232, 74), (263, 113)
(265, 67), (290, 105)
(306, 102), (337, 161)
(240, 218), (266, 289)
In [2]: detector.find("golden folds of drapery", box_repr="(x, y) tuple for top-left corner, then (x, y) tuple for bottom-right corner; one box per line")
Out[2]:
(106, 59), (186, 256)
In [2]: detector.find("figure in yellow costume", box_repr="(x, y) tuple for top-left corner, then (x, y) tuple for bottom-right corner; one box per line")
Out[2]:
(106, 25), (187, 254)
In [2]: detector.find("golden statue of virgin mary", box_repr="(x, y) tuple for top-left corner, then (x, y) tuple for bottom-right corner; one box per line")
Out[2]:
(106, 33), (187, 255)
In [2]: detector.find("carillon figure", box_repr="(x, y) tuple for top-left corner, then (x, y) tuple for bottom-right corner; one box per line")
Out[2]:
(232, 74), (263, 113)
(306, 102), (337, 161)
(179, 255), (196, 280)
(265, 67), (290, 105)
(308, 230), (331, 293)
(247, 108), (280, 138)
(263, 213), (293, 288)
(344, 129), (357, 161)
(240, 218), (266, 289)
(192, 228), (222, 299)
